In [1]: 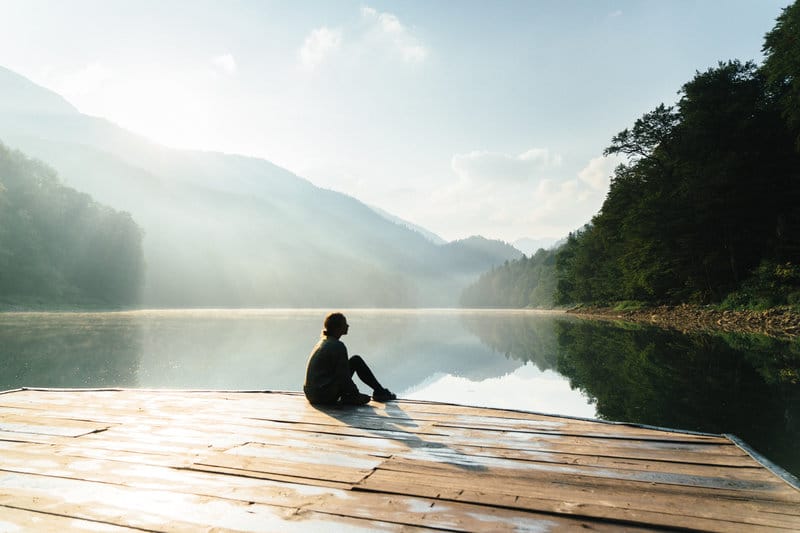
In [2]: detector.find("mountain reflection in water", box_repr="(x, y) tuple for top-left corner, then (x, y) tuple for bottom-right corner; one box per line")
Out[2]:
(0, 309), (797, 476)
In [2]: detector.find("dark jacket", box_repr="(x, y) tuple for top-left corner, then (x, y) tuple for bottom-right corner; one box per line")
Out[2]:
(303, 337), (358, 404)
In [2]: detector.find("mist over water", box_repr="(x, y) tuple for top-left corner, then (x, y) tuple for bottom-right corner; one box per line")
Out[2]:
(1, 309), (797, 476)
(0, 309), (585, 408)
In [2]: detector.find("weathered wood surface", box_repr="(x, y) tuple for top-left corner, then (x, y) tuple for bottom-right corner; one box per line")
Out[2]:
(0, 389), (797, 532)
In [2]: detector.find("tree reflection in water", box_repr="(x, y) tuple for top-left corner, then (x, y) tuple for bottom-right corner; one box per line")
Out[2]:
(463, 313), (800, 477)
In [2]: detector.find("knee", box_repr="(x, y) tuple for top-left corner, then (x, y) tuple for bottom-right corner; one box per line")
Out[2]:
(349, 355), (365, 367)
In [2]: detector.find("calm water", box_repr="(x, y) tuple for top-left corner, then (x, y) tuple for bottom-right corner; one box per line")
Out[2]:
(1, 309), (798, 477)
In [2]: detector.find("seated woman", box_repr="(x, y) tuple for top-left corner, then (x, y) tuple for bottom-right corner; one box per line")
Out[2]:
(303, 312), (396, 405)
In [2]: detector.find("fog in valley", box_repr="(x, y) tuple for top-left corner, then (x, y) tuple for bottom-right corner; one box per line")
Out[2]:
(0, 66), (521, 308)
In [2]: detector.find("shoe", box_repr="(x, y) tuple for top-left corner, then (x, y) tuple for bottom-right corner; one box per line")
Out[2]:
(372, 388), (397, 402)
(340, 392), (371, 406)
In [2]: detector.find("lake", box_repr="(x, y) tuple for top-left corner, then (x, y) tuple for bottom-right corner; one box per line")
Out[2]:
(1, 308), (798, 477)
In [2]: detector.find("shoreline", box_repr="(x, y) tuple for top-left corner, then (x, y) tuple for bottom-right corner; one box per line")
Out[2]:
(568, 304), (800, 340)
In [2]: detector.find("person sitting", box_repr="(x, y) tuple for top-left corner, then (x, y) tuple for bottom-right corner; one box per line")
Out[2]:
(303, 312), (396, 405)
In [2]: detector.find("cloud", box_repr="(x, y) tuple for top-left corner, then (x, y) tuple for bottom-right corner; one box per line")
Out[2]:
(361, 6), (428, 63)
(299, 26), (342, 70)
(415, 150), (615, 241)
(577, 155), (620, 190)
(451, 148), (562, 184)
(211, 53), (237, 74)
(296, 7), (427, 70)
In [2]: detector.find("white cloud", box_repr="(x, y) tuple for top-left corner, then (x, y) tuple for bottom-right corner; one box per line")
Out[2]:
(211, 53), (237, 74)
(296, 7), (427, 70)
(577, 155), (620, 190)
(415, 150), (614, 241)
(361, 5), (428, 63)
(299, 26), (342, 70)
(451, 148), (562, 184)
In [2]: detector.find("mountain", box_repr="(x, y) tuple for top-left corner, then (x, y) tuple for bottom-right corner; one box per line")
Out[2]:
(0, 66), (514, 307)
(368, 205), (447, 245)
(0, 67), (78, 115)
(441, 236), (522, 273)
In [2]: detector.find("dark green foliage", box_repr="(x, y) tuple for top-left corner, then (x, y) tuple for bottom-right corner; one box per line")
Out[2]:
(556, 57), (800, 305)
(720, 261), (800, 310)
(460, 247), (558, 308)
(0, 142), (144, 307)
(466, 6), (800, 309)
(763, 1), (800, 148)
(554, 319), (800, 475)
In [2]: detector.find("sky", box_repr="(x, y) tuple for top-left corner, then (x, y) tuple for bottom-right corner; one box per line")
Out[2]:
(0, 0), (790, 243)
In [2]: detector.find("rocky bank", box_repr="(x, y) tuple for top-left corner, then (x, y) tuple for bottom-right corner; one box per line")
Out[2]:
(568, 304), (800, 340)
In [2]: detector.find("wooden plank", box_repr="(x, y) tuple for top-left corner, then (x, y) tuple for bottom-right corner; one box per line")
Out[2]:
(371, 400), (729, 440)
(357, 468), (800, 532)
(0, 473), (426, 532)
(0, 505), (140, 532)
(109, 419), (763, 483)
(185, 463), (358, 490)
(0, 388), (724, 450)
(376, 455), (800, 503)
(194, 450), (376, 484)
(381, 446), (788, 494)
(0, 445), (654, 532)
(1, 389), (797, 533)
(246, 404), (729, 443)
(229, 417), (757, 467)
(390, 440), (775, 483)
(0, 413), (110, 437)
(2, 400), (752, 476)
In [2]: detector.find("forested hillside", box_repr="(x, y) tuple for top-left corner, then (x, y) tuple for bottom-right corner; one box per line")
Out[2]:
(0, 142), (143, 307)
(461, 247), (557, 308)
(463, 2), (800, 310)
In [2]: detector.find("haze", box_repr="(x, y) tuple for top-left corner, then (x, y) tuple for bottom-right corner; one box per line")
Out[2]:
(0, 0), (785, 244)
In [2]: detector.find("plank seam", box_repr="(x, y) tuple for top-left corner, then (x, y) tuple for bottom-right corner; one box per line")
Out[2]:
(349, 484), (720, 532)
(431, 422), (730, 444)
(0, 503), (159, 532)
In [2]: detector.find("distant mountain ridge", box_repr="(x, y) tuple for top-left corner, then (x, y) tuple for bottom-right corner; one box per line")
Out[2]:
(368, 205), (447, 245)
(0, 66), (518, 307)
(0, 66), (78, 115)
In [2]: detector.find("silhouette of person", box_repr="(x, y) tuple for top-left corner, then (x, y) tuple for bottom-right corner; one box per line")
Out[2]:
(303, 312), (396, 405)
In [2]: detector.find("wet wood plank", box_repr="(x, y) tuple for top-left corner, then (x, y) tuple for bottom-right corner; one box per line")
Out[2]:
(356, 469), (799, 532)
(0, 506), (141, 532)
(0, 388), (798, 532)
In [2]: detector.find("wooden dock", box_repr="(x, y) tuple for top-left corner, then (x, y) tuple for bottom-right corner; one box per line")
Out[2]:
(0, 389), (798, 532)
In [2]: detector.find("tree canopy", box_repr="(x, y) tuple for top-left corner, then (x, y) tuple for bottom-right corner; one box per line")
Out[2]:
(763, 0), (800, 147)
(463, 2), (800, 309)
(556, 58), (800, 306)
(0, 142), (144, 307)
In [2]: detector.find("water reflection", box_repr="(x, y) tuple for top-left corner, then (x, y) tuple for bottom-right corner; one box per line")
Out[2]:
(460, 312), (799, 476)
(0, 309), (797, 476)
(551, 320), (800, 477)
(0, 312), (142, 389)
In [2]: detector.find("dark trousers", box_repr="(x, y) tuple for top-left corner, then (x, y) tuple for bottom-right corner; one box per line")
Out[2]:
(349, 355), (382, 391)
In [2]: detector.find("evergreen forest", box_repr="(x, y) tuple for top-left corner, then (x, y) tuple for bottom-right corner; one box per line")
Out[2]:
(462, 2), (800, 309)
(0, 142), (144, 307)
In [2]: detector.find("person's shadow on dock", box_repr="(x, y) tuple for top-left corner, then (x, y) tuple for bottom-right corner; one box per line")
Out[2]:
(310, 401), (487, 472)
